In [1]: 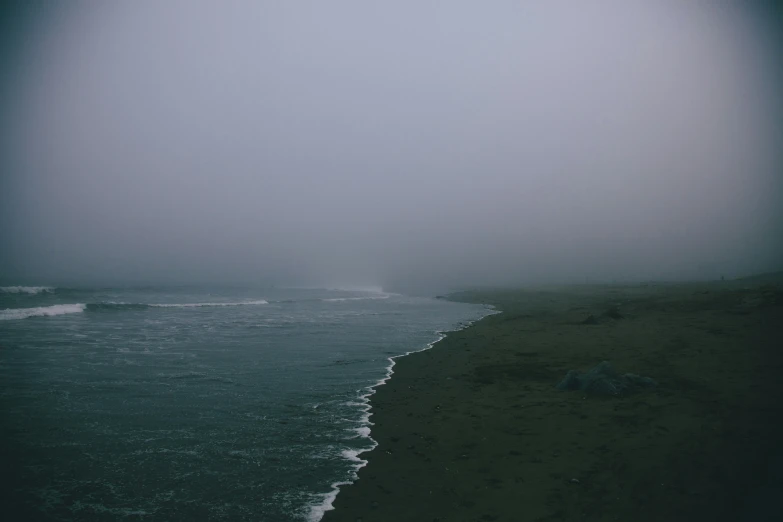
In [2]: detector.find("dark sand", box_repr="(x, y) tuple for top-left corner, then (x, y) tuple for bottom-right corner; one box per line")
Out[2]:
(323, 279), (783, 521)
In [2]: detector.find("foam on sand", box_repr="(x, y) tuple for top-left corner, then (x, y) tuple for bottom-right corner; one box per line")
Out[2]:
(0, 304), (86, 320)
(306, 304), (498, 521)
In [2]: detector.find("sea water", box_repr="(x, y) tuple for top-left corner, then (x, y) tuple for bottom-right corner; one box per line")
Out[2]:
(0, 285), (489, 520)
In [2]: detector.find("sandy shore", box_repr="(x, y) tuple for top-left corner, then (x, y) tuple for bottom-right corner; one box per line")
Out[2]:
(322, 278), (783, 521)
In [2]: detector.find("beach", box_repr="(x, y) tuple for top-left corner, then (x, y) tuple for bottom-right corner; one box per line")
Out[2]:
(323, 279), (783, 521)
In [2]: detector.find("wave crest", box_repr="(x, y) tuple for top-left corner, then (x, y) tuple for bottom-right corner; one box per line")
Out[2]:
(150, 300), (268, 308)
(322, 295), (389, 302)
(1, 300), (269, 319)
(0, 286), (55, 294)
(85, 302), (151, 311)
(0, 304), (85, 320)
(85, 300), (269, 311)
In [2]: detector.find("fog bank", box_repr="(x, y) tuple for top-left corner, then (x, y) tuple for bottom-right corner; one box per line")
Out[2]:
(1, 1), (781, 291)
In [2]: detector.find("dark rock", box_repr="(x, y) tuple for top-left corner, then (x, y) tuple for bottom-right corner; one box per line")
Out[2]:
(600, 306), (624, 320)
(582, 306), (624, 324)
(556, 361), (657, 397)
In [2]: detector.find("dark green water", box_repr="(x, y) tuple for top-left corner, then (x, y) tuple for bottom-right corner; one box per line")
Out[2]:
(0, 285), (489, 520)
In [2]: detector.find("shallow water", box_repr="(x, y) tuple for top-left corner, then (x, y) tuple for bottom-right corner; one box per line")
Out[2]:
(0, 285), (489, 520)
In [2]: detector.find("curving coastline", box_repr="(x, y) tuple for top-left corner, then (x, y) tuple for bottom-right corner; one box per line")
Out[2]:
(311, 307), (498, 521)
(322, 282), (783, 521)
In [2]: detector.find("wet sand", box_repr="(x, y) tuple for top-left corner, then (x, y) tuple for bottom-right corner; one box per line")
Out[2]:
(322, 279), (783, 521)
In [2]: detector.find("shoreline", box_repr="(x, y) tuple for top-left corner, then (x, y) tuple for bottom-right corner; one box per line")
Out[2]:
(310, 305), (499, 521)
(322, 280), (783, 521)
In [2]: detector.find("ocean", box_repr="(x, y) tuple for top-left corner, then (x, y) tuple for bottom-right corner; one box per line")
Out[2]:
(0, 284), (490, 521)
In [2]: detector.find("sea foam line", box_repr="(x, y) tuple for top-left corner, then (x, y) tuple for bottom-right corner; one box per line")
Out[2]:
(0, 300), (269, 319)
(150, 300), (268, 308)
(0, 303), (86, 320)
(0, 286), (55, 294)
(321, 295), (390, 302)
(306, 303), (500, 521)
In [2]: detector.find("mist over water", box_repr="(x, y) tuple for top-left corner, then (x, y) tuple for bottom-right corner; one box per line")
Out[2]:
(1, 1), (782, 289)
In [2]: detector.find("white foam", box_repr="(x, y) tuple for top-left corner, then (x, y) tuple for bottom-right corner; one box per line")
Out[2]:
(351, 426), (371, 438)
(322, 295), (389, 302)
(306, 480), (351, 522)
(306, 303), (500, 521)
(340, 449), (365, 463)
(150, 300), (268, 308)
(0, 286), (55, 294)
(324, 285), (386, 294)
(0, 303), (86, 320)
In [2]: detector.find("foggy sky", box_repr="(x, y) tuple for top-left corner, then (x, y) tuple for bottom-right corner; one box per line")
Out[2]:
(1, 1), (781, 291)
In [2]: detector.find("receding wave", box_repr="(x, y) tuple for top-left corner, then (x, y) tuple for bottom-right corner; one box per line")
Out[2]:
(0, 304), (85, 320)
(0, 286), (55, 295)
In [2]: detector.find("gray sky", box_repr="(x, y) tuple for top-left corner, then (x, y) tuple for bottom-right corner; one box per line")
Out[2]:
(1, 1), (781, 290)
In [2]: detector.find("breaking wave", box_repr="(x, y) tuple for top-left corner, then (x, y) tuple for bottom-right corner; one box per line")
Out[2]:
(0, 286), (55, 294)
(85, 302), (152, 311)
(324, 286), (385, 294)
(0, 304), (85, 320)
(1, 300), (268, 320)
(321, 295), (390, 302)
(87, 300), (268, 310)
(150, 300), (268, 308)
